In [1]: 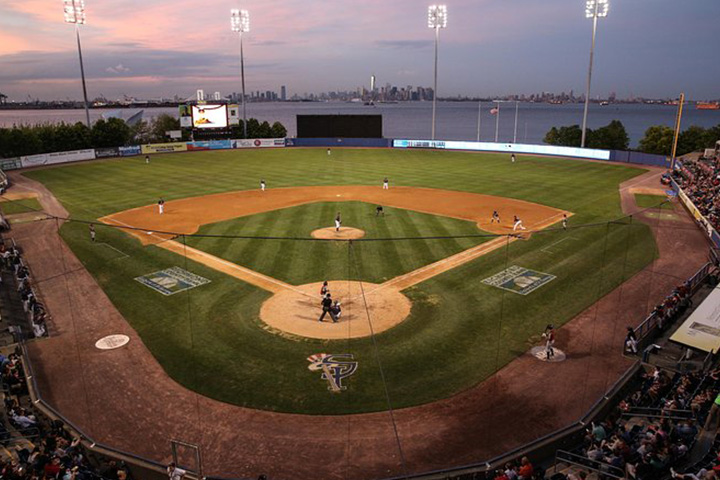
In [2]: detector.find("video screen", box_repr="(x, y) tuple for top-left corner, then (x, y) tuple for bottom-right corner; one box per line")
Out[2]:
(192, 105), (228, 129)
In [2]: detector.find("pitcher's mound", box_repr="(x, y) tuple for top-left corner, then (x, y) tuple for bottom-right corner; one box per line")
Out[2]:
(260, 281), (411, 339)
(311, 227), (365, 240)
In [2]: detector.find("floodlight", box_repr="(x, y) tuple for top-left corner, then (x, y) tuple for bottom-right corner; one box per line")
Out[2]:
(63, 0), (86, 24)
(427, 5), (447, 29)
(231, 9), (250, 33)
(231, 8), (251, 138)
(580, 0), (609, 147)
(585, 0), (609, 19)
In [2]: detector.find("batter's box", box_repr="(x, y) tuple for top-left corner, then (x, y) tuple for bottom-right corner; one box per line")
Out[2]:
(135, 266), (210, 296)
(482, 265), (556, 295)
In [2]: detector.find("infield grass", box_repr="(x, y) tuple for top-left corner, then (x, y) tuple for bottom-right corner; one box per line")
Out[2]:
(24, 149), (658, 414)
(185, 201), (491, 284)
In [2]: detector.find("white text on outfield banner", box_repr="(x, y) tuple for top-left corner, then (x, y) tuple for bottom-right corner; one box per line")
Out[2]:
(231, 139), (286, 148)
(21, 149), (96, 168)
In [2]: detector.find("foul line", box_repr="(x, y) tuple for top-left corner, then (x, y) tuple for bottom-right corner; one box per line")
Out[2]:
(98, 242), (129, 259)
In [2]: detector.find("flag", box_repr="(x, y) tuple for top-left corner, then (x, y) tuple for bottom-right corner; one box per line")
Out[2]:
(490, 107), (499, 115)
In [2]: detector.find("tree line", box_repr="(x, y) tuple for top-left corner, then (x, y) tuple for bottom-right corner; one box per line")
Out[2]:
(544, 120), (720, 156)
(0, 114), (288, 158)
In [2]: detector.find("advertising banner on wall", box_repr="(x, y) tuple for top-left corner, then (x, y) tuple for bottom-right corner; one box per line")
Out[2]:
(231, 138), (286, 149)
(119, 146), (142, 157)
(392, 139), (611, 161)
(141, 143), (188, 154)
(228, 105), (240, 125)
(20, 149), (96, 168)
(187, 140), (233, 151)
(95, 147), (120, 158)
(179, 105), (193, 128)
(0, 158), (23, 171)
(673, 179), (720, 248)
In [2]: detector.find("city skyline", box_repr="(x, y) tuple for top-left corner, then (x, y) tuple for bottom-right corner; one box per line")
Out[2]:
(1, 0), (719, 101)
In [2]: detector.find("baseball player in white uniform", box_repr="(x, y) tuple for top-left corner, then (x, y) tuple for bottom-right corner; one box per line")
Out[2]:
(513, 215), (526, 231)
(335, 212), (342, 232)
(158, 198), (165, 215)
(383, 177), (389, 190)
(260, 179), (266, 191)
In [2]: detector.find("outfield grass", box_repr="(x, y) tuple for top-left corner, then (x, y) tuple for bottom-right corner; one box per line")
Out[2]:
(24, 149), (657, 414)
(185, 201), (491, 284)
(0, 197), (43, 215)
(634, 193), (673, 210)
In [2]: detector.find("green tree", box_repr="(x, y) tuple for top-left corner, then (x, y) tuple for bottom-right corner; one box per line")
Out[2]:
(270, 121), (287, 138)
(91, 118), (132, 148)
(246, 118), (261, 138)
(258, 121), (273, 138)
(551, 125), (582, 147)
(677, 125), (708, 156)
(544, 127), (559, 145)
(587, 120), (629, 150)
(702, 124), (720, 149)
(149, 114), (181, 142)
(638, 125), (674, 155)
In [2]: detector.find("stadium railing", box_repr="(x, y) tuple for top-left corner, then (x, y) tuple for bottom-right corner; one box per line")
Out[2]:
(553, 449), (625, 480)
(632, 262), (713, 352)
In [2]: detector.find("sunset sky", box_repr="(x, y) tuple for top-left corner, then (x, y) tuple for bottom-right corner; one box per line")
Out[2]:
(1, 0), (718, 101)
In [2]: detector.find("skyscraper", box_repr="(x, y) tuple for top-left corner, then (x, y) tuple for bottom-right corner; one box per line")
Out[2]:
(281, 85), (286, 101)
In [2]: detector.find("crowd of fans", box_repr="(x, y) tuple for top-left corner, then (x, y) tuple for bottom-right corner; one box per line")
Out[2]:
(0, 349), (132, 480)
(1, 242), (49, 338)
(551, 367), (719, 480)
(674, 155), (720, 231)
(624, 281), (694, 355)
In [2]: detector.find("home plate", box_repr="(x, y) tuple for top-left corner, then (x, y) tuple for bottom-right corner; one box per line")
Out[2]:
(530, 346), (566, 362)
(95, 334), (130, 350)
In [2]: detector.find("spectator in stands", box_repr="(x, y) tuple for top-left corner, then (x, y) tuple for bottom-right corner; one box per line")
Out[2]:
(625, 326), (638, 354)
(168, 462), (187, 480)
(517, 456), (534, 479)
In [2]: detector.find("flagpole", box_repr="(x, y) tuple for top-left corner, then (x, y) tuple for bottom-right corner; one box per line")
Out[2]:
(476, 101), (481, 142)
(494, 101), (500, 142)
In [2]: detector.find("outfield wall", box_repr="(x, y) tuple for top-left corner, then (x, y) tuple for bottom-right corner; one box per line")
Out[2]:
(392, 139), (612, 160)
(286, 137), (392, 148)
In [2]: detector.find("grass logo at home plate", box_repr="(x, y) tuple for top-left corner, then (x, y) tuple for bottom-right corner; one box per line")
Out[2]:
(307, 353), (358, 392)
(135, 267), (210, 296)
(482, 265), (556, 295)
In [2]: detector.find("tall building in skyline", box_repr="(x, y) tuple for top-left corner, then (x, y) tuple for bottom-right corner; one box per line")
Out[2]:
(281, 86), (286, 101)
(196, 89), (204, 101)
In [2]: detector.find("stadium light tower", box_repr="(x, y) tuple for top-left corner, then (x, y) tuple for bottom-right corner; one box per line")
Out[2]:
(63, 0), (91, 128)
(428, 5), (447, 140)
(231, 9), (250, 138)
(580, 0), (609, 148)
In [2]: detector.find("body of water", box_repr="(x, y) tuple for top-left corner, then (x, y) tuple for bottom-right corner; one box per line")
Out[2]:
(1, 102), (718, 148)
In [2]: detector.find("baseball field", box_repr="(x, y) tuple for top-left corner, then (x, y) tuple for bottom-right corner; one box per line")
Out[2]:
(22, 148), (657, 415)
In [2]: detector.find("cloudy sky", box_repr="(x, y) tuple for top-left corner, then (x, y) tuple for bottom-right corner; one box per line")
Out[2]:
(1, 0), (718, 101)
